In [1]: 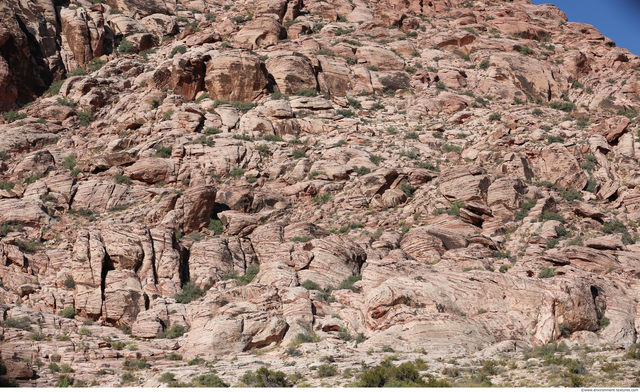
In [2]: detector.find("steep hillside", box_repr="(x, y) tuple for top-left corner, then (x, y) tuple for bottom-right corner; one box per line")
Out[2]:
(2, 0), (640, 387)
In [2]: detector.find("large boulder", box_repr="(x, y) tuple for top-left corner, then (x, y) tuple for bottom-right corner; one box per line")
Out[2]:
(60, 7), (104, 70)
(296, 235), (367, 289)
(103, 270), (146, 327)
(189, 238), (256, 290)
(356, 46), (405, 71)
(536, 145), (588, 191)
(486, 177), (527, 221)
(266, 51), (317, 94)
(140, 14), (178, 44)
(124, 158), (176, 184)
(170, 52), (206, 101)
(204, 50), (269, 102)
(234, 16), (287, 49)
(439, 165), (492, 203)
(177, 184), (217, 234)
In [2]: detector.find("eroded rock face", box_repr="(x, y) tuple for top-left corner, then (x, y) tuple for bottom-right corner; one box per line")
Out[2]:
(204, 50), (269, 102)
(60, 7), (104, 71)
(105, 0), (168, 17)
(4, 0), (640, 386)
(439, 165), (492, 203)
(536, 145), (588, 191)
(103, 270), (146, 327)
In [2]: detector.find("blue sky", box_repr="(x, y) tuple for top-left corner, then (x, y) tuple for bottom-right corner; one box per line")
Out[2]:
(531, 0), (640, 55)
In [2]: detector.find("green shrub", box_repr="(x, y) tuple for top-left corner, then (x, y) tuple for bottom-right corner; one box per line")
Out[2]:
(118, 38), (135, 54)
(77, 107), (93, 126)
(479, 60), (490, 70)
(170, 45), (187, 58)
(122, 358), (149, 370)
(58, 306), (76, 319)
(241, 367), (291, 387)
(538, 267), (556, 279)
(263, 134), (284, 142)
(204, 127), (222, 135)
(540, 210), (566, 223)
(15, 238), (42, 253)
(547, 135), (565, 144)
(602, 219), (627, 234)
(45, 81), (64, 96)
(561, 188), (583, 202)
(229, 167), (245, 178)
(488, 113), (501, 121)
(338, 275), (362, 293)
(317, 364), (337, 378)
(121, 372), (136, 384)
(30, 332), (46, 341)
(294, 88), (316, 97)
(336, 109), (355, 118)
(312, 193), (332, 205)
(63, 275), (75, 289)
(549, 101), (576, 112)
(208, 219), (223, 234)
(192, 374), (229, 387)
(2, 111), (27, 123)
(167, 353), (182, 361)
(57, 374), (74, 387)
(60, 364), (74, 373)
(358, 361), (449, 387)
(3, 317), (31, 330)
(400, 183), (415, 197)
(118, 325), (131, 335)
(598, 316), (610, 329)
(114, 174), (132, 185)
(165, 324), (184, 339)
(628, 343), (640, 359)
(347, 97), (361, 109)
(174, 282), (203, 304)
(66, 67), (87, 77)
(581, 155), (597, 172)
(292, 149), (306, 158)
(441, 144), (461, 153)
(520, 46), (535, 56)
(446, 200), (465, 216)
(353, 166), (371, 176)
(301, 280), (322, 291)
(56, 97), (76, 107)
(49, 362), (60, 373)
(160, 372), (175, 383)
(79, 327), (92, 336)
(154, 146), (172, 158)
(291, 236), (311, 242)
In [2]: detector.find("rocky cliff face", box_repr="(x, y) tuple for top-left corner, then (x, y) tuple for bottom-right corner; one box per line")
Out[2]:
(2, 0), (640, 388)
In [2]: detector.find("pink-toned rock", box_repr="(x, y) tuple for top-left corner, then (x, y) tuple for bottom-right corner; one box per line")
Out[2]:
(131, 310), (164, 338)
(170, 53), (205, 101)
(439, 165), (491, 203)
(103, 270), (146, 327)
(125, 158), (175, 184)
(356, 46), (405, 71)
(72, 230), (104, 319)
(399, 227), (446, 263)
(536, 145), (588, 191)
(204, 50), (269, 102)
(234, 16), (287, 50)
(265, 51), (317, 94)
